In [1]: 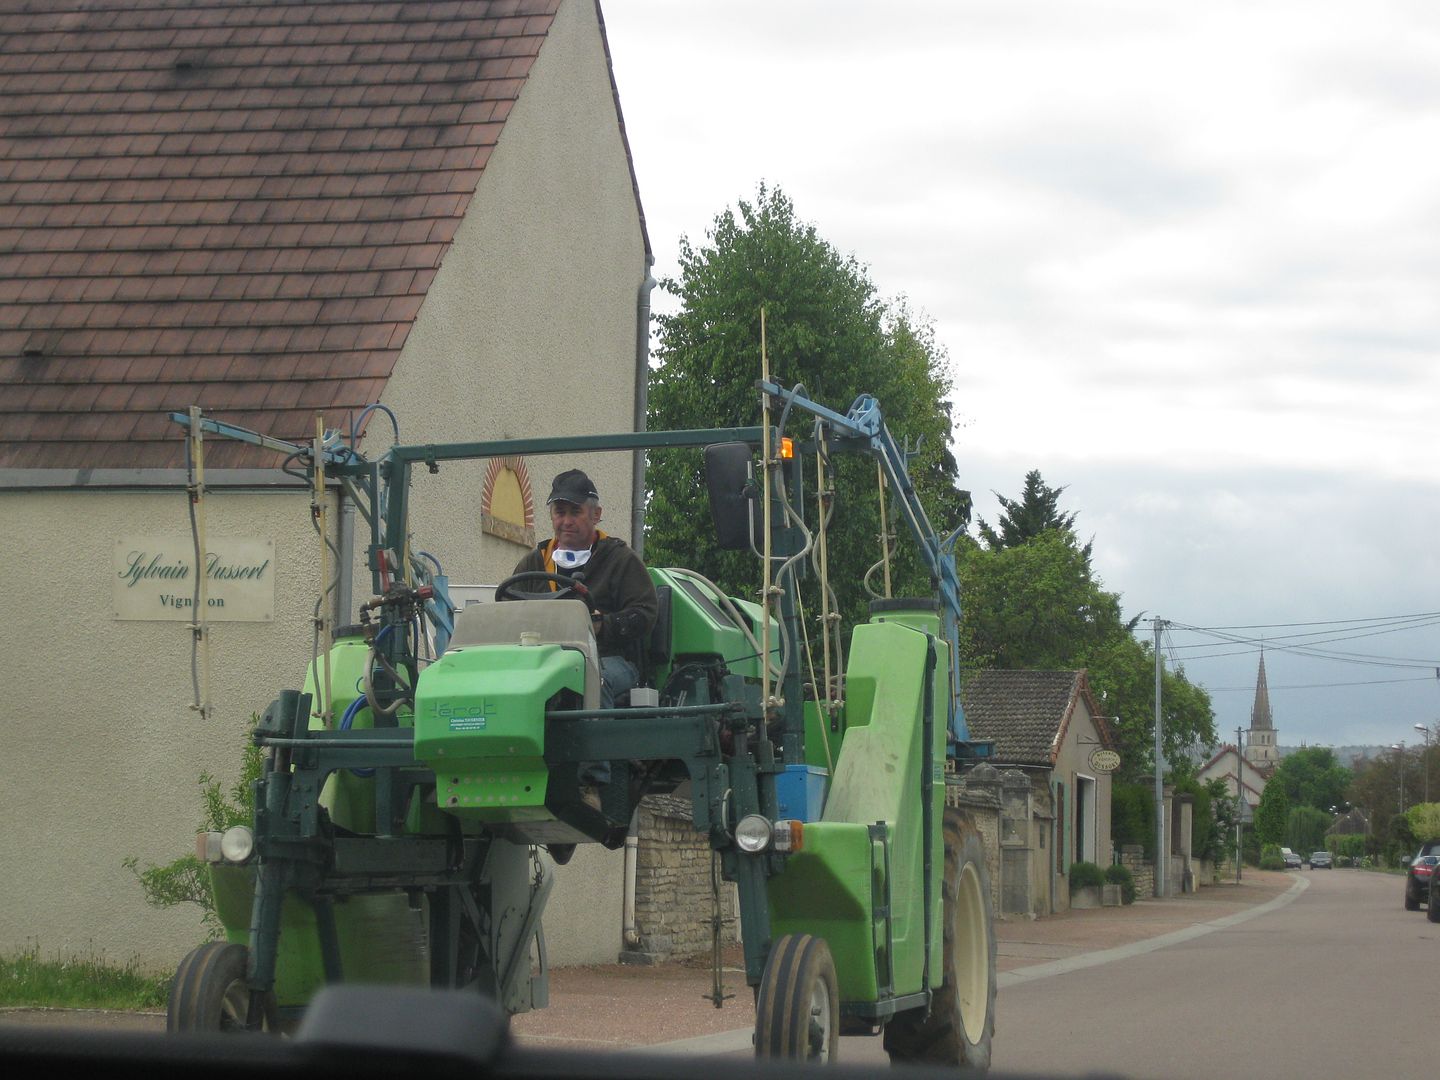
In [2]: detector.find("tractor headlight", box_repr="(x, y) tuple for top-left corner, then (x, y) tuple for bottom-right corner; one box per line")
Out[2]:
(219, 826), (255, 865)
(735, 814), (773, 853)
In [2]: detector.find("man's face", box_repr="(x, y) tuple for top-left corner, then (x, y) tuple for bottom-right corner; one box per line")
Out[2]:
(550, 499), (601, 550)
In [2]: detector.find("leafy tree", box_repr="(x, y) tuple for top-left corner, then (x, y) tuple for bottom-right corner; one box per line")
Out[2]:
(977, 470), (1086, 557)
(1254, 782), (1290, 848)
(1082, 635), (1216, 786)
(1163, 774), (1235, 864)
(956, 530), (1117, 669)
(1284, 805), (1332, 855)
(645, 184), (963, 626)
(1111, 782), (1155, 856)
(1406, 802), (1440, 843)
(1385, 813), (1416, 865)
(1346, 753), (1408, 848)
(959, 471), (1214, 781)
(1269, 747), (1351, 812)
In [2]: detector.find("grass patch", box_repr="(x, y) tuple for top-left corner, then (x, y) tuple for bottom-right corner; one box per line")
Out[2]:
(0, 944), (168, 1010)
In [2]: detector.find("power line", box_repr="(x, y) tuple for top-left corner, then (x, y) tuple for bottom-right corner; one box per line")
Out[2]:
(1176, 611), (1440, 630)
(1164, 615), (1440, 654)
(1146, 617), (1440, 670)
(1204, 674), (1439, 692)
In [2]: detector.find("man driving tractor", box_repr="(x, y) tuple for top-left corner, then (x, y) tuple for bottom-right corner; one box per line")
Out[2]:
(505, 469), (657, 821)
(509, 467), (657, 701)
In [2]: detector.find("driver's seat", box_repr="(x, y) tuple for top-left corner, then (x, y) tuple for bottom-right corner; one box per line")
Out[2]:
(448, 599), (600, 710)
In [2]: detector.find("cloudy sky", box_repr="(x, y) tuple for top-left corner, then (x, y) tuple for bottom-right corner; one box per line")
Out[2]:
(600, 0), (1440, 752)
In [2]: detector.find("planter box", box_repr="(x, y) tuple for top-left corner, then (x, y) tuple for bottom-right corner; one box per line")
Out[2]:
(1070, 885), (1101, 909)
(1101, 883), (1124, 907)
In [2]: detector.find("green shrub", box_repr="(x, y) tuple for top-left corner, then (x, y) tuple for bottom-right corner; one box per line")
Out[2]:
(1069, 861), (1106, 889)
(1111, 783), (1154, 857)
(1104, 862), (1136, 904)
(1326, 833), (1366, 862)
(1259, 853), (1285, 870)
(124, 719), (262, 936)
(1405, 802), (1440, 843)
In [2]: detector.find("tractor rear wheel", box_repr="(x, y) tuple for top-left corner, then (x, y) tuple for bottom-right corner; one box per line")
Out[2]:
(754, 933), (839, 1063)
(168, 942), (274, 1033)
(883, 807), (997, 1070)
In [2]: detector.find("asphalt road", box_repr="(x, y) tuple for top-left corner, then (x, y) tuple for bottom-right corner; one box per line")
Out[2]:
(828, 869), (1436, 1077)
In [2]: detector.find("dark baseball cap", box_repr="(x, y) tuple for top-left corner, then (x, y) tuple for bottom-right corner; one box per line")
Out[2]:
(547, 468), (599, 506)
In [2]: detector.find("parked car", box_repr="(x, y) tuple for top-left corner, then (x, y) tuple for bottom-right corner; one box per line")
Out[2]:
(1404, 849), (1440, 910)
(1308, 851), (1332, 869)
(1430, 864), (1440, 924)
(1282, 850), (1303, 870)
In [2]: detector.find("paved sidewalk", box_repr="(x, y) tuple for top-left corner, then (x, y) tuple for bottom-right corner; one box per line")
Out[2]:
(508, 869), (1297, 1053)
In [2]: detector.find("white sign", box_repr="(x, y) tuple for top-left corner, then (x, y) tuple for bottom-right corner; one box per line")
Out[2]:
(1088, 748), (1122, 774)
(113, 537), (275, 622)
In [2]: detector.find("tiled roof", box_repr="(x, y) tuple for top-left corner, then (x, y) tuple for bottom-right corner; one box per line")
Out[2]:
(960, 669), (1100, 767)
(0, 0), (567, 470)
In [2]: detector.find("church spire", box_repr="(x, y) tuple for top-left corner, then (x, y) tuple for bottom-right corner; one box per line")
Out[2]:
(1250, 651), (1273, 731)
(1244, 650), (1280, 772)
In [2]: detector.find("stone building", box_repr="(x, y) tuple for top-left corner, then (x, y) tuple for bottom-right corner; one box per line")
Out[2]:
(959, 670), (1117, 915)
(0, 0), (650, 969)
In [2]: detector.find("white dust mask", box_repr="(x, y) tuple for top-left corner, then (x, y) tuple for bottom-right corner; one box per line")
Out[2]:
(553, 547), (592, 571)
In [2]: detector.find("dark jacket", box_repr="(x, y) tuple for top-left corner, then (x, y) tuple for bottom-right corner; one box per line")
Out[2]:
(511, 534), (657, 658)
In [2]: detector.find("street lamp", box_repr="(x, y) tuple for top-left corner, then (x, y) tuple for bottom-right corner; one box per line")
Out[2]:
(1415, 723), (1434, 804)
(1390, 742), (1405, 813)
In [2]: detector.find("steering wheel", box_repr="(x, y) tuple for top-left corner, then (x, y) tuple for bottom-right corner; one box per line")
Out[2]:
(494, 571), (590, 602)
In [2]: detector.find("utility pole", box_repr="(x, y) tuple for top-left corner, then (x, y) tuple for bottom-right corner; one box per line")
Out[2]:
(1415, 723), (1433, 804)
(1235, 726), (1244, 884)
(1153, 617), (1166, 898)
(1392, 742), (1406, 813)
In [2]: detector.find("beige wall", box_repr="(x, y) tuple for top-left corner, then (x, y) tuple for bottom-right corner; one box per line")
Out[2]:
(0, 0), (647, 972)
(0, 488), (324, 965)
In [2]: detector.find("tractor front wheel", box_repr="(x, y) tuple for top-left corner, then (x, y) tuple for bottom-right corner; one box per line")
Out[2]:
(884, 807), (997, 1070)
(168, 942), (274, 1033)
(754, 933), (839, 1064)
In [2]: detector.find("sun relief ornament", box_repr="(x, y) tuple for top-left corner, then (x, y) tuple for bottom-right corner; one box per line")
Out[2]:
(481, 457), (535, 547)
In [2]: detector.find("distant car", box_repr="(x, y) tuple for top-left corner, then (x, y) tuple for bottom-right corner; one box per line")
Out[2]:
(1404, 852), (1440, 910)
(1308, 851), (1332, 869)
(1282, 850), (1303, 870)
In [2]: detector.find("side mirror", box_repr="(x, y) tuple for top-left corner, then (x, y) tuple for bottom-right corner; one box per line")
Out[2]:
(1402, 855), (1412, 866)
(704, 442), (758, 551)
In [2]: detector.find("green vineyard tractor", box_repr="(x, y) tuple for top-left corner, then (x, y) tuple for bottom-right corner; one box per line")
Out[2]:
(168, 381), (998, 1067)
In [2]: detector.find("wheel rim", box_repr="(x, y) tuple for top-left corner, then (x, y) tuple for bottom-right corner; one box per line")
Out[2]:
(807, 976), (832, 1063)
(217, 978), (251, 1031)
(953, 858), (990, 1044)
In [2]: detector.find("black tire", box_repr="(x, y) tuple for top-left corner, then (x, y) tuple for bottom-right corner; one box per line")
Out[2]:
(754, 933), (839, 1064)
(168, 942), (273, 1033)
(1428, 882), (1440, 923)
(1405, 886), (1420, 911)
(884, 808), (997, 1070)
